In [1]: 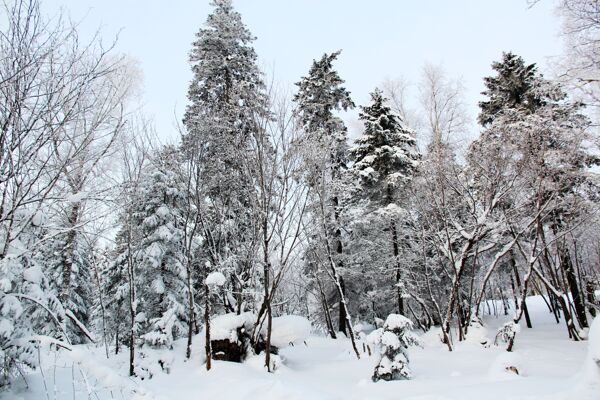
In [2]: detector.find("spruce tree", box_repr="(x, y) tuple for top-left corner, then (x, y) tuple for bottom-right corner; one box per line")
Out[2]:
(182, 0), (268, 314)
(350, 88), (420, 316)
(294, 51), (358, 353)
(135, 147), (188, 349)
(478, 52), (560, 126)
(471, 52), (598, 335)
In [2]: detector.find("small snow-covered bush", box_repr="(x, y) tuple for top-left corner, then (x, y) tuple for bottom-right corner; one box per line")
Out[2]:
(495, 321), (520, 352)
(367, 314), (421, 382)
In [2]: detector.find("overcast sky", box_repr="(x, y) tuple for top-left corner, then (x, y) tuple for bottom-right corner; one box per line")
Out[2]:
(45, 0), (563, 143)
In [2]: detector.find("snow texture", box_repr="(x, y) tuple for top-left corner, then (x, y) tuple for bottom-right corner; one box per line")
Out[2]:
(205, 271), (226, 286)
(270, 315), (311, 348)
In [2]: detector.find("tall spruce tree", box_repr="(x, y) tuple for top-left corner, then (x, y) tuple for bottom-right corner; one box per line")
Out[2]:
(293, 51), (359, 355)
(472, 52), (598, 335)
(182, 0), (268, 316)
(350, 88), (420, 315)
(135, 147), (188, 349)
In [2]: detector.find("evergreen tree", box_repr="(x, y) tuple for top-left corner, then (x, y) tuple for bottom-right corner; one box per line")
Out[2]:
(0, 212), (66, 387)
(471, 52), (599, 336)
(41, 231), (93, 344)
(103, 229), (131, 353)
(135, 147), (188, 349)
(478, 52), (561, 126)
(349, 88), (420, 317)
(294, 51), (359, 355)
(294, 51), (355, 182)
(350, 88), (420, 205)
(368, 314), (420, 382)
(182, 0), (268, 314)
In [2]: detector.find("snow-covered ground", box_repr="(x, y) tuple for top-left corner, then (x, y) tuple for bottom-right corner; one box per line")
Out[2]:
(4, 296), (599, 400)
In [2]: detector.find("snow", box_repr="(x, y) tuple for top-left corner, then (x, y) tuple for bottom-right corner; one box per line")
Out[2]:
(383, 314), (413, 330)
(380, 331), (401, 349)
(22, 266), (43, 284)
(2, 296), (596, 400)
(205, 271), (226, 286)
(66, 191), (86, 204)
(211, 312), (256, 342)
(580, 316), (600, 388)
(270, 315), (311, 348)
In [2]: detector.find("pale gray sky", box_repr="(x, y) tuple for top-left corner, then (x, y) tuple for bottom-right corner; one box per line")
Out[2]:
(46, 0), (563, 143)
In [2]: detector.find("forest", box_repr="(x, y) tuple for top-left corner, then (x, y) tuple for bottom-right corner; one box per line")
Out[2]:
(1, 0), (600, 399)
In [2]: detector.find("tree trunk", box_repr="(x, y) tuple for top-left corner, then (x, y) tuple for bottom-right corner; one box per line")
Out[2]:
(338, 276), (347, 335)
(205, 284), (212, 371)
(391, 221), (404, 315)
(186, 260), (195, 359)
(59, 202), (81, 305)
(509, 252), (532, 328)
(315, 271), (337, 339)
(586, 279), (597, 318)
(560, 244), (588, 329)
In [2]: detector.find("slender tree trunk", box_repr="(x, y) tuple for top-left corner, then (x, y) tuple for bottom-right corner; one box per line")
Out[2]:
(315, 271), (337, 339)
(60, 202), (81, 305)
(205, 284), (212, 371)
(126, 230), (136, 377)
(338, 276), (347, 335)
(560, 243), (588, 329)
(391, 221), (404, 315)
(509, 252), (532, 328)
(586, 279), (597, 318)
(263, 220), (272, 372)
(186, 260), (195, 359)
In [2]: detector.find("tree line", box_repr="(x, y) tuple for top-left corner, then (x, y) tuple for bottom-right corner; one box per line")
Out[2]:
(1, 0), (599, 386)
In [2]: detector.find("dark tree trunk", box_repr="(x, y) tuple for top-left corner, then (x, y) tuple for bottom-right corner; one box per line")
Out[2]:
(338, 276), (347, 335)
(560, 244), (588, 329)
(586, 279), (597, 318)
(509, 252), (532, 328)
(205, 284), (212, 371)
(60, 202), (81, 305)
(391, 221), (404, 316)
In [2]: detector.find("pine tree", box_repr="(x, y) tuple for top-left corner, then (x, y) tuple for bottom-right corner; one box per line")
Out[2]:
(471, 52), (599, 337)
(41, 231), (93, 344)
(350, 88), (420, 205)
(135, 147), (189, 349)
(294, 51), (355, 183)
(294, 51), (360, 357)
(103, 229), (132, 353)
(368, 314), (421, 382)
(182, 0), (268, 316)
(349, 88), (420, 317)
(0, 212), (66, 387)
(478, 52), (561, 126)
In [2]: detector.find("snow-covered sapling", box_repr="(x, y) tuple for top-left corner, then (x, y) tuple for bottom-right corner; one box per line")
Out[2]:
(495, 321), (520, 352)
(367, 314), (421, 382)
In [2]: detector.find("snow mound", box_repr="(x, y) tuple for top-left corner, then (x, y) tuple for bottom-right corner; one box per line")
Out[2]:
(581, 316), (600, 385)
(270, 315), (311, 348)
(205, 271), (226, 286)
(383, 314), (413, 330)
(465, 316), (490, 347)
(211, 312), (256, 342)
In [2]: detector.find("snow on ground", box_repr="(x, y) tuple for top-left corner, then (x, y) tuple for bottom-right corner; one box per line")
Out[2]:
(3, 296), (598, 400)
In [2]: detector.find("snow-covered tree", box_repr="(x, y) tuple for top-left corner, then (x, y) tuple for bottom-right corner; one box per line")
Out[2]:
(368, 314), (420, 382)
(182, 0), (269, 319)
(135, 147), (188, 349)
(350, 88), (420, 315)
(294, 51), (360, 357)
